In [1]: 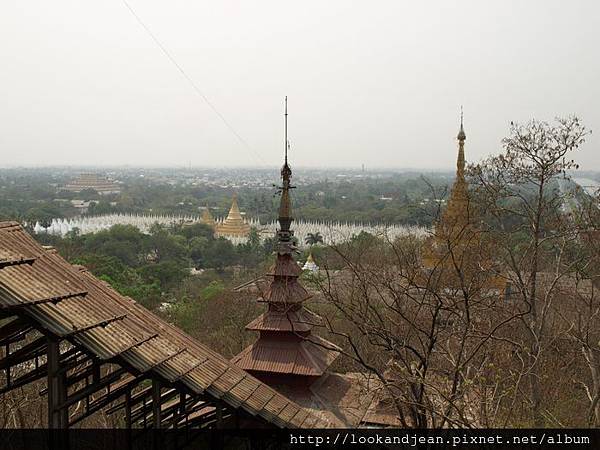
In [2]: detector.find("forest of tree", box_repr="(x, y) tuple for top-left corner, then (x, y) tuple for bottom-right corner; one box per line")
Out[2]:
(0, 168), (456, 228)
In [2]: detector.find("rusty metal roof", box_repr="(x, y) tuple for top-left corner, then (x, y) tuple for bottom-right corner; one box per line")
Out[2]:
(245, 308), (322, 333)
(0, 221), (329, 429)
(233, 335), (339, 377)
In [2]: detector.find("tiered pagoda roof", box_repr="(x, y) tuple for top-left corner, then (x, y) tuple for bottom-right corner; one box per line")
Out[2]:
(63, 173), (120, 194)
(232, 98), (338, 383)
(215, 194), (251, 237)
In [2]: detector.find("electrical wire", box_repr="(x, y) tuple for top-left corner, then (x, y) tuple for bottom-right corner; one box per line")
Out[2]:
(121, 0), (266, 165)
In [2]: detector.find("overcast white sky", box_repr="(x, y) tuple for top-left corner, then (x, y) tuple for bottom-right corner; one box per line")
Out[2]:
(0, 1), (598, 169)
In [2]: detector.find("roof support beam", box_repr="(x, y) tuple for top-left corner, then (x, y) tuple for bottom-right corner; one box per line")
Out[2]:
(0, 317), (32, 345)
(68, 375), (143, 427)
(38, 346), (86, 396)
(0, 257), (35, 269)
(144, 348), (185, 373)
(65, 314), (126, 337)
(125, 389), (133, 448)
(0, 290), (88, 312)
(58, 367), (128, 410)
(0, 361), (47, 395)
(129, 388), (180, 425)
(47, 336), (68, 429)
(0, 335), (47, 371)
(152, 379), (162, 429)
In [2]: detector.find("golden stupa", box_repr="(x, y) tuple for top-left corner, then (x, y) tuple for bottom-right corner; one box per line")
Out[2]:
(423, 112), (503, 292)
(200, 205), (216, 228)
(435, 112), (472, 247)
(215, 193), (251, 238)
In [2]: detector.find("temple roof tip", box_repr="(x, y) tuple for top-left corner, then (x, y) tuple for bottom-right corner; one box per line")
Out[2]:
(457, 106), (466, 140)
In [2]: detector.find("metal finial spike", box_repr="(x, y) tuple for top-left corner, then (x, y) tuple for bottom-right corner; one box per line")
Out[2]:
(284, 96), (288, 165)
(460, 105), (463, 128)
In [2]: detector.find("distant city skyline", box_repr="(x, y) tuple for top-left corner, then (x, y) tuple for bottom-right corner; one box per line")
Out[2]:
(1, 1), (598, 169)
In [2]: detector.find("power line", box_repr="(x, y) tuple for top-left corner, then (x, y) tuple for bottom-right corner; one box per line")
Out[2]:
(120, 0), (266, 165)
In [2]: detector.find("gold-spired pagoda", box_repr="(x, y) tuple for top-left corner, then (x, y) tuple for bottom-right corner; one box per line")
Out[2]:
(200, 204), (216, 228)
(437, 109), (471, 242)
(423, 110), (504, 292)
(232, 98), (338, 385)
(215, 193), (251, 237)
(424, 110), (479, 268)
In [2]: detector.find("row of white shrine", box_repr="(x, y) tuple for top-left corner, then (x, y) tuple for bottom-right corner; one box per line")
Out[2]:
(33, 214), (428, 248)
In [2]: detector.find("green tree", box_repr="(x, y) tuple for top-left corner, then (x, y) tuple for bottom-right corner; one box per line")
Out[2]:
(203, 238), (236, 271)
(305, 231), (324, 246)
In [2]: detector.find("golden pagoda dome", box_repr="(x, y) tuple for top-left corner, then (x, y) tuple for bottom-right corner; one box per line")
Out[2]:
(215, 193), (251, 237)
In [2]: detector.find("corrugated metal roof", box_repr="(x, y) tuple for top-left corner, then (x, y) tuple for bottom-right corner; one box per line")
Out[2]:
(233, 335), (339, 377)
(0, 221), (329, 428)
(245, 307), (322, 332)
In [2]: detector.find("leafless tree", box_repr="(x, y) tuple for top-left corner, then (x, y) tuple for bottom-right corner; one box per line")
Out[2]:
(310, 117), (595, 428)
(469, 116), (589, 426)
(312, 203), (522, 428)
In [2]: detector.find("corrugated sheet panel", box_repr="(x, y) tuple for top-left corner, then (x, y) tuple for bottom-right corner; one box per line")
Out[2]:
(245, 307), (322, 332)
(232, 336), (338, 377)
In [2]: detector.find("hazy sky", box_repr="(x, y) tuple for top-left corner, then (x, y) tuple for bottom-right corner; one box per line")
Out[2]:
(1, 1), (598, 169)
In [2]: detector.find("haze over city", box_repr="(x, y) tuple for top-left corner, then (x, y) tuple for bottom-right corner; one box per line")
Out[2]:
(1, 0), (598, 169)
(5, 1), (600, 443)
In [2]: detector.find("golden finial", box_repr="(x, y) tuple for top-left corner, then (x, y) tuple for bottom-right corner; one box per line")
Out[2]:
(457, 106), (466, 141)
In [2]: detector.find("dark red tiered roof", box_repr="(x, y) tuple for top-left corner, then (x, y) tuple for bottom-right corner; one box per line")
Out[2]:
(246, 307), (322, 333)
(232, 125), (338, 381)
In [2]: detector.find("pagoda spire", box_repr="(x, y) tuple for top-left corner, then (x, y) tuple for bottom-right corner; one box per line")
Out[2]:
(423, 109), (474, 269)
(278, 96), (294, 244)
(456, 106), (466, 178)
(432, 109), (471, 242)
(232, 98), (338, 384)
(423, 110), (503, 292)
(445, 108), (469, 221)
